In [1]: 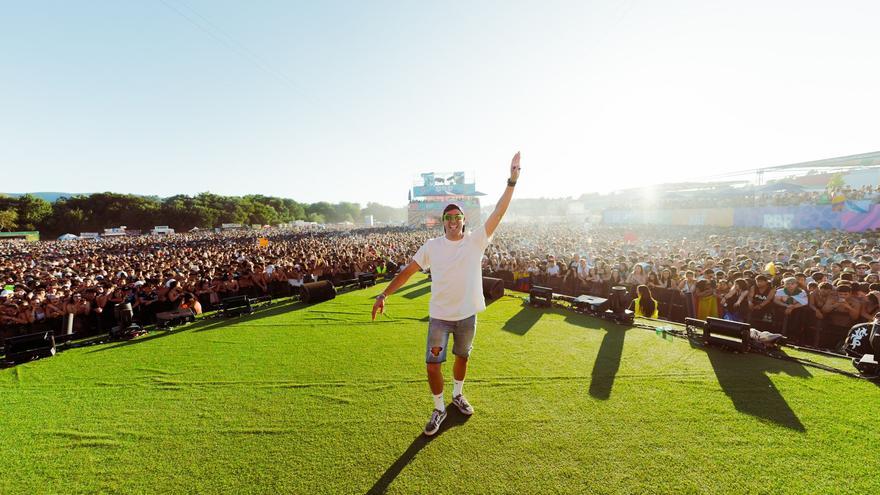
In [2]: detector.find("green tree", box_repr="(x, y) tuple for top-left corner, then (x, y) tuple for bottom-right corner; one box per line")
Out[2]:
(16, 194), (52, 230)
(0, 209), (17, 231)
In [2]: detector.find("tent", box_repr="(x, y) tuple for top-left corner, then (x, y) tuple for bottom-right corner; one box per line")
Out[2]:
(57, 233), (79, 241)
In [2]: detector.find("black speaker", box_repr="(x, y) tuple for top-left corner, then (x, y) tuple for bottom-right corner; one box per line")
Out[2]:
(705, 317), (751, 351)
(609, 286), (629, 314)
(573, 294), (610, 313)
(3, 331), (56, 364)
(358, 273), (377, 289)
(301, 280), (336, 304)
(222, 295), (253, 317)
(482, 277), (504, 302)
(529, 286), (553, 307)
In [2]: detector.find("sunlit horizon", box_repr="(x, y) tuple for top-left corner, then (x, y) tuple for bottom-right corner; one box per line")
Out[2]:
(3, 1), (878, 207)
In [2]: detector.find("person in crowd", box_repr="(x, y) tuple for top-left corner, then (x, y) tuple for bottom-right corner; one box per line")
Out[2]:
(632, 284), (659, 319)
(628, 264), (648, 286)
(723, 278), (751, 323)
(774, 277), (809, 344)
(694, 279), (719, 320)
(822, 284), (861, 349)
(749, 274), (776, 332)
(679, 270), (698, 317)
(179, 292), (203, 315)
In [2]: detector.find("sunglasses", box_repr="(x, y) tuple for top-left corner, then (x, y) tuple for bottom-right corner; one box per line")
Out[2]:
(442, 214), (464, 221)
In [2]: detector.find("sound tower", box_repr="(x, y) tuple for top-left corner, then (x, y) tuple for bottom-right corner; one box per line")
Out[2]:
(301, 280), (336, 304)
(482, 277), (504, 302)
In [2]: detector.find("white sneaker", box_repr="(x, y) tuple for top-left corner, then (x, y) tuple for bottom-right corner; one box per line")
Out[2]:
(424, 408), (447, 436)
(452, 394), (474, 415)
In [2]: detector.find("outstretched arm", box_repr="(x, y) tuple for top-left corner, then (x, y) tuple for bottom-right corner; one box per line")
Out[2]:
(371, 260), (422, 320)
(484, 152), (521, 238)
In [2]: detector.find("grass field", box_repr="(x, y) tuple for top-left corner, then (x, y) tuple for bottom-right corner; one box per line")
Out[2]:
(2, 273), (879, 494)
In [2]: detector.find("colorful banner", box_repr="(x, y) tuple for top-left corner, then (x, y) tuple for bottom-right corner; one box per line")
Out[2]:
(603, 201), (880, 232)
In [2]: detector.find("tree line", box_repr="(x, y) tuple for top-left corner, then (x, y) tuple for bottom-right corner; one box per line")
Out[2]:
(0, 193), (407, 237)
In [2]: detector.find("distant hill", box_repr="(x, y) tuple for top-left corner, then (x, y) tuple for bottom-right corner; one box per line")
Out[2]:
(0, 192), (83, 202)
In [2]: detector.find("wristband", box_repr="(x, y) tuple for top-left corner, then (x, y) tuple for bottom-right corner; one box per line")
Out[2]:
(376, 293), (387, 301)
(507, 179), (517, 187)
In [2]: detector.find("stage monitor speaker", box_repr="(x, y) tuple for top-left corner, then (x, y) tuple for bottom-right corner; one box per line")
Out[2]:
(301, 280), (336, 304)
(705, 317), (750, 351)
(482, 277), (504, 302)
(573, 294), (610, 313)
(3, 331), (56, 364)
(222, 295), (253, 317)
(358, 273), (377, 289)
(529, 286), (553, 307)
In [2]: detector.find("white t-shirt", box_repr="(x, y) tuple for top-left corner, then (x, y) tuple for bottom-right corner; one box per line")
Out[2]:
(411, 225), (493, 321)
(775, 287), (808, 306)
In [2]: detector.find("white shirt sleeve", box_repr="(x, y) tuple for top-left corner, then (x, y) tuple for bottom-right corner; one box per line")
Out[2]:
(474, 224), (492, 251)
(412, 241), (430, 270)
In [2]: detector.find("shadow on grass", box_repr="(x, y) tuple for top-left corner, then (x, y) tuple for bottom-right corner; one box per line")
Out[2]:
(365, 278), (429, 299)
(87, 299), (311, 354)
(702, 344), (809, 432)
(402, 285), (432, 300)
(588, 326), (630, 400)
(555, 310), (632, 400)
(502, 303), (543, 335)
(366, 408), (470, 495)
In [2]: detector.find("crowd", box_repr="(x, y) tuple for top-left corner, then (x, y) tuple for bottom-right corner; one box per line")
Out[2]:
(3, 222), (879, 352)
(482, 224), (880, 350)
(0, 227), (429, 339)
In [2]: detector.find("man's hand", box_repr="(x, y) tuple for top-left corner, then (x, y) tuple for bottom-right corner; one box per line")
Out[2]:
(371, 295), (386, 320)
(510, 152), (521, 182)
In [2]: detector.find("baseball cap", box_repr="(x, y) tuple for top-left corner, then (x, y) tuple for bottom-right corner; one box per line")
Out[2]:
(443, 204), (463, 215)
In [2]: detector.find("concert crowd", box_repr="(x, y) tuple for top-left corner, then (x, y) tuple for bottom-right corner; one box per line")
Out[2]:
(2, 222), (879, 351)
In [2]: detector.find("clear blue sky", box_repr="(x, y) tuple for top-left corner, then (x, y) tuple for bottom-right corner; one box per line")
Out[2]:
(2, 0), (878, 206)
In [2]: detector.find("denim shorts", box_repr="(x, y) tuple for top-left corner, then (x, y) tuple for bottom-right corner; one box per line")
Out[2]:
(425, 315), (476, 363)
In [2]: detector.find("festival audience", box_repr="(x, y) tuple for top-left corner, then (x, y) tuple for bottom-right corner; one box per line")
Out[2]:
(2, 221), (879, 353)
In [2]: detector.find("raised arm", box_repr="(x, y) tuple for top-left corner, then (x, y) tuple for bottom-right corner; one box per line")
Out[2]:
(483, 152), (521, 238)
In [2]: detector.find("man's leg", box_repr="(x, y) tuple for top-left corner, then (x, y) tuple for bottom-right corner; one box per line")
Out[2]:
(427, 363), (444, 396)
(450, 316), (476, 415)
(453, 355), (468, 382)
(423, 318), (453, 436)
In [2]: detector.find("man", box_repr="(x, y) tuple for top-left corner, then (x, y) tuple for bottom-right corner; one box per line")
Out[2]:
(774, 276), (809, 343)
(824, 284), (861, 349)
(371, 152), (521, 436)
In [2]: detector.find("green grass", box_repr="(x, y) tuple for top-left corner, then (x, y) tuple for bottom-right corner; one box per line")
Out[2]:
(2, 273), (879, 494)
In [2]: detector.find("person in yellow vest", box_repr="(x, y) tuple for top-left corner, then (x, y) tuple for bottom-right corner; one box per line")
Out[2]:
(632, 284), (659, 318)
(375, 261), (387, 279)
